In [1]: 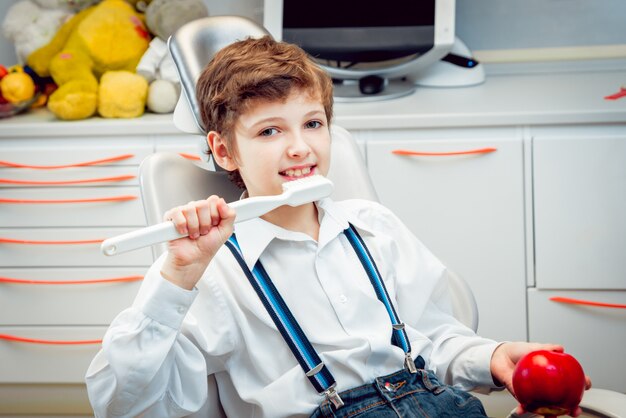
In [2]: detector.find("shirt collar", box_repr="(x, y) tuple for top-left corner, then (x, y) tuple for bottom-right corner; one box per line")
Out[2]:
(232, 198), (377, 270)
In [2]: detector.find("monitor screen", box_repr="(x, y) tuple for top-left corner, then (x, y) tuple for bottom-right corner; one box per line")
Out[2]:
(264, 0), (455, 100)
(279, 0), (436, 63)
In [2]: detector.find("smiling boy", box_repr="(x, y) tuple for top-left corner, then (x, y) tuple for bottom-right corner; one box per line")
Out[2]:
(86, 36), (588, 417)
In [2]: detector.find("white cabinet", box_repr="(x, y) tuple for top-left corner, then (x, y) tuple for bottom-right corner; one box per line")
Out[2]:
(0, 136), (154, 414)
(528, 125), (626, 392)
(528, 289), (626, 392)
(365, 127), (527, 342)
(532, 126), (626, 289)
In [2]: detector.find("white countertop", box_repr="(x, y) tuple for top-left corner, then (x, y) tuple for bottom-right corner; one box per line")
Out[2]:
(1, 61), (625, 137)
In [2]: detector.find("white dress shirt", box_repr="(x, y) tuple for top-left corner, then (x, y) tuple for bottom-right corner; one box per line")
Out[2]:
(86, 198), (500, 418)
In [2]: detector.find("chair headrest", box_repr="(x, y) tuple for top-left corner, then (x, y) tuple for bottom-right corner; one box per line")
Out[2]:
(168, 16), (271, 135)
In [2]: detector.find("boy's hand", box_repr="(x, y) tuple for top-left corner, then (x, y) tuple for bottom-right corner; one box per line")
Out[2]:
(490, 342), (592, 417)
(160, 196), (236, 290)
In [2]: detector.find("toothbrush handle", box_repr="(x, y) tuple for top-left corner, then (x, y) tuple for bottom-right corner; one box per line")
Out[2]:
(229, 196), (285, 222)
(101, 222), (183, 256)
(101, 196), (286, 256)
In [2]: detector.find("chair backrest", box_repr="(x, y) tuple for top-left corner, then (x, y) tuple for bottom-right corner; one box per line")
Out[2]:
(168, 15), (270, 135)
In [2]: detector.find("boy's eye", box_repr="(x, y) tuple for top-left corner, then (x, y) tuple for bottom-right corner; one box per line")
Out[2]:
(259, 127), (279, 137)
(305, 120), (322, 129)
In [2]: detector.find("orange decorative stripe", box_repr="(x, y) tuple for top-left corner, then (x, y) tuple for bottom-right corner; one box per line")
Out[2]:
(0, 175), (136, 186)
(550, 296), (626, 309)
(0, 275), (143, 285)
(0, 334), (101, 345)
(179, 152), (201, 161)
(0, 154), (134, 169)
(0, 195), (137, 204)
(0, 237), (103, 245)
(392, 147), (497, 157)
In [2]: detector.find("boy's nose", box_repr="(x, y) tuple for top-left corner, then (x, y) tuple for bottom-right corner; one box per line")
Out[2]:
(287, 133), (312, 158)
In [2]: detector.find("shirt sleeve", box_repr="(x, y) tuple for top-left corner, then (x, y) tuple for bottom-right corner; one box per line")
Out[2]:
(85, 253), (235, 417)
(359, 202), (502, 392)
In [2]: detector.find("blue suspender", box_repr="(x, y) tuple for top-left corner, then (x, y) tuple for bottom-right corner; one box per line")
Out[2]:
(343, 225), (417, 374)
(224, 223), (416, 409)
(224, 237), (342, 406)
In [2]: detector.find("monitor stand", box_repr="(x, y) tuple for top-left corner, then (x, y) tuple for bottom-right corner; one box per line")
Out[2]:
(333, 78), (416, 102)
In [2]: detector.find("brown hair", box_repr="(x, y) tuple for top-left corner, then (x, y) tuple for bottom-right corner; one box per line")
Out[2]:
(196, 36), (334, 188)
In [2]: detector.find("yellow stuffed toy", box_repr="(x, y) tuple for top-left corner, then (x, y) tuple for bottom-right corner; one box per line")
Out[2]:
(27, 0), (150, 120)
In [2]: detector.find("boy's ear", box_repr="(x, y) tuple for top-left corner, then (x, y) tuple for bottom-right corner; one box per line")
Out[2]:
(207, 131), (237, 171)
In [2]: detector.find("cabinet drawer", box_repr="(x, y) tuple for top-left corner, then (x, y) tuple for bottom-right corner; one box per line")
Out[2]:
(0, 166), (139, 188)
(528, 289), (626, 392)
(533, 136), (626, 289)
(0, 186), (145, 227)
(0, 187), (146, 228)
(0, 228), (153, 267)
(0, 267), (144, 325)
(0, 326), (104, 383)
(0, 140), (151, 167)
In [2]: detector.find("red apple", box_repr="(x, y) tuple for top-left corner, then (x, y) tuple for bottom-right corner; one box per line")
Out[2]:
(512, 350), (586, 417)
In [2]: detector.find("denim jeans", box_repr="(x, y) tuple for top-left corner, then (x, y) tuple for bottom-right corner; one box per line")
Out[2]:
(310, 357), (487, 418)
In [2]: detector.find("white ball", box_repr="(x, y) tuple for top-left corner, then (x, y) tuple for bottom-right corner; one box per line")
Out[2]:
(147, 79), (179, 114)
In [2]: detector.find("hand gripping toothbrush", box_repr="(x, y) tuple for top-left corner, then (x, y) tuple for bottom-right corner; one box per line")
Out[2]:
(101, 175), (334, 256)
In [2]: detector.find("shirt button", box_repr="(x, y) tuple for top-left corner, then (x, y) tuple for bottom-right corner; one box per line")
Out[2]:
(339, 294), (348, 303)
(177, 306), (185, 314)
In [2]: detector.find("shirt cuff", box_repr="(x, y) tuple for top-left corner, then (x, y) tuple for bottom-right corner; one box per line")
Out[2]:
(141, 273), (198, 330)
(463, 341), (504, 390)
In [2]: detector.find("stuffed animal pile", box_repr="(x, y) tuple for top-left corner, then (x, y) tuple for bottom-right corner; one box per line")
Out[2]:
(1, 0), (209, 120)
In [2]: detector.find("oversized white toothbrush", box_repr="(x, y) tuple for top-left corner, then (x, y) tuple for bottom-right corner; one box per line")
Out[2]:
(101, 175), (334, 256)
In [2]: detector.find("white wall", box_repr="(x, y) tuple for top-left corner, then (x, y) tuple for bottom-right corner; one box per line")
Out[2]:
(456, 0), (626, 52)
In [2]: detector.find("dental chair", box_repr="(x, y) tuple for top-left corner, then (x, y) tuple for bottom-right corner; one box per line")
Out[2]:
(138, 15), (626, 418)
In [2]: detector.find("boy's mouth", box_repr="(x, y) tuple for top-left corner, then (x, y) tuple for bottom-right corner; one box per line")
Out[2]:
(280, 165), (315, 179)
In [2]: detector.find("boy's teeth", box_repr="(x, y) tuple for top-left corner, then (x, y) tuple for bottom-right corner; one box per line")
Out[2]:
(285, 167), (311, 177)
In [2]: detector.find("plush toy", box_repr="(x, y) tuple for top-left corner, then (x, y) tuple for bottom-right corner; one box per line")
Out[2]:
(99, 70), (148, 117)
(136, 0), (208, 113)
(2, 0), (74, 65)
(26, 0), (151, 120)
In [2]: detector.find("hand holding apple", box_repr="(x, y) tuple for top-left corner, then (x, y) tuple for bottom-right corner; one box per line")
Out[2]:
(512, 350), (586, 417)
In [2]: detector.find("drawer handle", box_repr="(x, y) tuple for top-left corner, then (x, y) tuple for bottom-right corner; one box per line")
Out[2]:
(179, 152), (201, 161)
(0, 334), (101, 345)
(0, 195), (137, 204)
(0, 237), (103, 245)
(0, 154), (134, 169)
(0, 275), (143, 285)
(0, 174), (136, 186)
(550, 296), (626, 309)
(392, 147), (497, 157)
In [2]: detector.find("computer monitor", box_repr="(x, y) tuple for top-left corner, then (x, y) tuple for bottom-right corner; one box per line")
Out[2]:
(264, 0), (456, 101)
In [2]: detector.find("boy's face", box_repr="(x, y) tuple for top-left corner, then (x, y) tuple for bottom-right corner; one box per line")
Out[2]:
(214, 89), (331, 197)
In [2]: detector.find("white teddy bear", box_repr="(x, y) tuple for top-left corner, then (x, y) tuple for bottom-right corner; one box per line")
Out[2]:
(135, 0), (209, 114)
(2, 0), (76, 65)
(136, 37), (181, 114)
